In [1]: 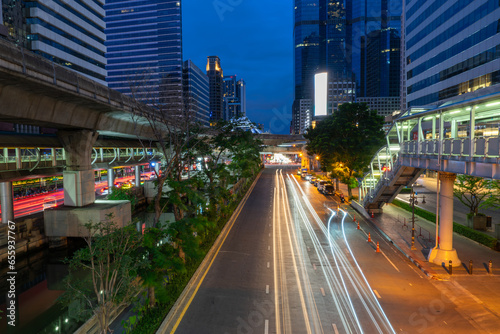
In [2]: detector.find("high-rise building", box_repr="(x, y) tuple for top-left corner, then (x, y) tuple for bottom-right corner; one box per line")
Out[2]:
(223, 75), (246, 120)
(183, 60), (210, 127)
(207, 56), (224, 123)
(404, 0), (500, 109)
(347, 0), (402, 98)
(1, 0), (107, 85)
(292, 0), (351, 133)
(105, 1), (183, 110)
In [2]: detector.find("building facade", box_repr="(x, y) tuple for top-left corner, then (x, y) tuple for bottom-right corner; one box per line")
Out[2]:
(105, 0), (183, 110)
(183, 60), (210, 127)
(347, 0), (402, 98)
(207, 55), (224, 123)
(2, 0), (107, 85)
(404, 0), (500, 108)
(292, 0), (351, 134)
(223, 75), (246, 120)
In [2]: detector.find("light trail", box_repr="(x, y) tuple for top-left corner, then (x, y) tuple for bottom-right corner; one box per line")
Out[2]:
(287, 172), (396, 334)
(0, 174), (152, 221)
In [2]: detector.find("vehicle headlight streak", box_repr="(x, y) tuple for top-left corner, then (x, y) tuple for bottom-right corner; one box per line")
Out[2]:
(287, 174), (396, 334)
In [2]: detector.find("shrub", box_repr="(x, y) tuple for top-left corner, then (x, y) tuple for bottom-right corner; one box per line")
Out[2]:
(391, 199), (497, 249)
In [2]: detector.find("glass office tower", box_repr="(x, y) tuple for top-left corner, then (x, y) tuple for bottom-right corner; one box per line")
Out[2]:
(2, 0), (107, 85)
(105, 0), (182, 110)
(293, 0), (350, 133)
(405, 0), (500, 108)
(347, 0), (402, 97)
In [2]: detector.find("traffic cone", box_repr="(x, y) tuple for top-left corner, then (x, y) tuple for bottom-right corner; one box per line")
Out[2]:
(367, 233), (371, 242)
(357, 221), (360, 230)
(353, 215), (356, 222)
(371, 211), (374, 218)
(376, 242), (380, 253)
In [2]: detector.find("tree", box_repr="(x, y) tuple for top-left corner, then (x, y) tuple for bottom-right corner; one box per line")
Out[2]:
(305, 103), (385, 197)
(62, 216), (142, 334)
(453, 175), (492, 215)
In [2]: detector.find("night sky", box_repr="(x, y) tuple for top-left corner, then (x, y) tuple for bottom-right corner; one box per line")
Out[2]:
(183, 1), (293, 134)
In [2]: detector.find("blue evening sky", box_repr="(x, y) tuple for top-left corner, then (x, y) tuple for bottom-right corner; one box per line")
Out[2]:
(183, 0), (293, 134)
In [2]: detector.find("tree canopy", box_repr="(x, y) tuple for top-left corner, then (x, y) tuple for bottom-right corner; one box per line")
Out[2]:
(305, 103), (385, 195)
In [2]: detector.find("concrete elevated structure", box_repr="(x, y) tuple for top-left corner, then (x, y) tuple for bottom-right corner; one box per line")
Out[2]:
(360, 93), (500, 266)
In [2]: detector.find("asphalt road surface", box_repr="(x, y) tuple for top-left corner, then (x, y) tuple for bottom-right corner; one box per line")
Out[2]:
(171, 166), (480, 334)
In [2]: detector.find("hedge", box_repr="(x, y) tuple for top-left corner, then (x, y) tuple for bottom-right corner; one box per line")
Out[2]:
(392, 199), (498, 249)
(127, 173), (259, 334)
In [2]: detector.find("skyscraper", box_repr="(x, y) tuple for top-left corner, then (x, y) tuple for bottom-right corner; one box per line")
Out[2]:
(292, 0), (351, 133)
(183, 60), (210, 126)
(347, 0), (402, 98)
(404, 0), (500, 109)
(223, 75), (246, 120)
(207, 56), (224, 123)
(1, 0), (107, 85)
(105, 1), (183, 110)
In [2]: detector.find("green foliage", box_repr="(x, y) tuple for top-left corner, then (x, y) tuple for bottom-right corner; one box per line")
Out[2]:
(60, 215), (143, 333)
(108, 186), (138, 207)
(453, 175), (492, 214)
(392, 199), (497, 249)
(126, 172), (258, 334)
(305, 103), (385, 196)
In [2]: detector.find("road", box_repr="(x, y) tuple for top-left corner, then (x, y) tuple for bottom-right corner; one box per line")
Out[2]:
(168, 166), (478, 334)
(1, 174), (150, 221)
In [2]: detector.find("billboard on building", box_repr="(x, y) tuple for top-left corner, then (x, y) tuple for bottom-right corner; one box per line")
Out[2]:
(314, 73), (328, 116)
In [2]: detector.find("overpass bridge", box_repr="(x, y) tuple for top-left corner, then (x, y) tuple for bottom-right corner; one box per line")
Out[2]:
(360, 91), (500, 267)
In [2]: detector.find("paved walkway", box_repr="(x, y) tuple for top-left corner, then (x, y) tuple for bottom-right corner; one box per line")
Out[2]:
(346, 179), (500, 333)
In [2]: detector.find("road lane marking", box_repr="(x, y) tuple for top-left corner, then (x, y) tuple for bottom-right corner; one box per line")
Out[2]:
(168, 170), (261, 334)
(313, 263), (316, 270)
(267, 262), (270, 268)
(332, 324), (339, 334)
(265, 319), (269, 334)
(373, 289), (382, 299)
(320, 288), (325, 296)
(266, 285), (269, 294)
(269, 233), (271, 237)
(268, 246), (270, 250)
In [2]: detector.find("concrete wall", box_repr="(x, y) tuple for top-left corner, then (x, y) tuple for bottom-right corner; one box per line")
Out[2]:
(44, 200), (131, 237)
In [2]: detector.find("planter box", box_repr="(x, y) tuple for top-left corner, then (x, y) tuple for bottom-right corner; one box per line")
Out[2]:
(473, 215), (487, 231)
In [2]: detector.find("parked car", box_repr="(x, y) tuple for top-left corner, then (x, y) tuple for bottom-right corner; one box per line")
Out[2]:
(309, 177), (317, 184)
(322, 184), (335, 195)
(304, 174), (313, 181)
(317, 180), (327, 191)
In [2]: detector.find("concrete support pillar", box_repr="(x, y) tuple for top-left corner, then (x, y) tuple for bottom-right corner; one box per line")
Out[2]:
(108, 168), (114, 189)
(428, 172), (461, 266)
(57, 130), (99, 207)
(0, 181), (14, 223)
(135, 165), (141, 187)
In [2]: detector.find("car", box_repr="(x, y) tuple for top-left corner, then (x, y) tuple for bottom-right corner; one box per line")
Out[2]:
(309, 177), (317, 184)
(322, 184), (335, 195)
(297, 170), (301, 175)
(304, 174), (312, 181)
(317, 180), (327, 191)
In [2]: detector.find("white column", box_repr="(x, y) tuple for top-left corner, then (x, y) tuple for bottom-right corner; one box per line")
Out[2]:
(108, 168), (114, 189)
(135, 165), (141, 187)
(428, 172), (461, 266)
(0, 181), (14, 223)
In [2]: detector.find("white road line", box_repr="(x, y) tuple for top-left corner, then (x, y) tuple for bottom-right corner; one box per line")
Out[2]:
(380, 249), (400, 272)
(265, 319), (269, 334)
(269, 233), (271, 237)
(268, 246), (271, 251)
(313, 263), (316, 270)
(373, 290), (382, 299)
(320, 288), (326, 296)
(332, 324), (339, 334)
(266, 285), (269, 294)
(267, 262), (270, 268)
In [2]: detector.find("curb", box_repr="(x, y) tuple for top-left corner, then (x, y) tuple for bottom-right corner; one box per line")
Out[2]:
(350, 202), (437, 280)
(156, 171), (262, 334)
